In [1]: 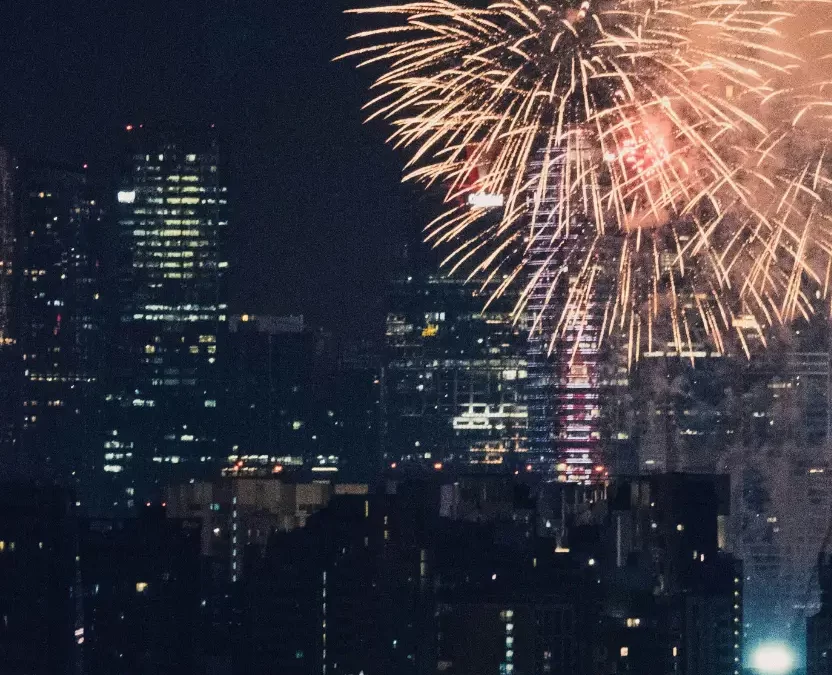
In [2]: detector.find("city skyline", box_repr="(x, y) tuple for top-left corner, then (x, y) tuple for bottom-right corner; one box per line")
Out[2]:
(1, 1), (832, 673)
(0, 0), (427, 338)
(0, 120), (820, 675)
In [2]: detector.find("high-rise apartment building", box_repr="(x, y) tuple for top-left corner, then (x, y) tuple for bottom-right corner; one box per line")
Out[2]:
(384, 271), (528, 469)
(15, 160), (103, 491)
(102, 125), (229, 507)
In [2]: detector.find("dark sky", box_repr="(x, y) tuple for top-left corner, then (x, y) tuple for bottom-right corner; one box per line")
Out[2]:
(0, 0), (436, 337)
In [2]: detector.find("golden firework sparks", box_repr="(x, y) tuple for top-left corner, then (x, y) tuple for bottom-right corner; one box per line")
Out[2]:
(341, 0), (832, 360)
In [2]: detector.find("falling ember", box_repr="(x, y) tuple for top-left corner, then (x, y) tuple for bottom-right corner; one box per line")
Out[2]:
(342, 0), (832, 361)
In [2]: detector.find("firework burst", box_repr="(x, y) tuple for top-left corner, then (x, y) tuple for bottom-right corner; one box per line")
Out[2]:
(342, 0), (832, 362)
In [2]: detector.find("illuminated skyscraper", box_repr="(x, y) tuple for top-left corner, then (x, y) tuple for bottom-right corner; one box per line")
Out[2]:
(0, 147), (16, 463)
(103, 125), (229, 507)
(15, 160), (104, 490)
(523, 150), (606, 483)
(384, 271), (527, 469)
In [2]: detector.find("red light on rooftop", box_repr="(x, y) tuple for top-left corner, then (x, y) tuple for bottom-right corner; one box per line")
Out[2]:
(595, 465), (605, 473)
(433, 462), (443, 471)
(526, 464), (533, 472)
(82, 163), (88, 170)
(390, 462), (397, 469)
(125, 124), (133, 131)
(272, 465), (284, 474)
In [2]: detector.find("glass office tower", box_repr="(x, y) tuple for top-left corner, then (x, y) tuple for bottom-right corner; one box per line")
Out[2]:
(103, 125), (229, 507)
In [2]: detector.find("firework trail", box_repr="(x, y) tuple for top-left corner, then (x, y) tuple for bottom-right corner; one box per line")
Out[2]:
(342, 0), (832, 361)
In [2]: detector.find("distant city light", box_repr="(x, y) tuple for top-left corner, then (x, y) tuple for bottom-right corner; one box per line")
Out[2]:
(750, 643), (796, 675)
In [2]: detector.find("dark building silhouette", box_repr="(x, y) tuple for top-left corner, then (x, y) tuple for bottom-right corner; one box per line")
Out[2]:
(334, 340), (384, 482)
(0, 484), (81, 675)
(79, 506), (202, 675)
(225, 315), (382, 481)
(235, 472), (740, 675)
(602, 474), (742, 675)
(433, 532), (599, 675)
(238, 493), (431, 675)
(0, 469), (740, 675)
(227, 314), (315, 465)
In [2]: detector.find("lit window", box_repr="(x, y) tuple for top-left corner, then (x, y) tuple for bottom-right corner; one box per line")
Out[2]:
(136, 582), (148, 593)
(620, 647), (629, 657)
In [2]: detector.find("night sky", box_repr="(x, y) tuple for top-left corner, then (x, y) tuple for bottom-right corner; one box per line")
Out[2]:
(0, 0), (436, 337)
